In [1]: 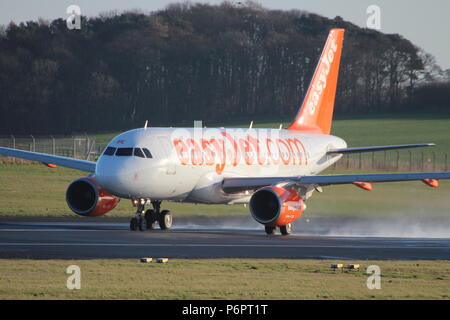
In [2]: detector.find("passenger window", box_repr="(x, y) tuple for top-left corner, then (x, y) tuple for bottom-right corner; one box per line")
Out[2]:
(142, 148), (153, 158)
(134, 148), (145, 158)
(115, 148), (133, 156)
(103, 147), (116, 156)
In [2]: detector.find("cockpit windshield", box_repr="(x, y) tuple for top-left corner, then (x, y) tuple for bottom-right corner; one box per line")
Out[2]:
(103, 147), (116, 156)
(142, 148), (153, 158)
(115, 148), (133, 156)
(133, 148), (145, 158)
(103, 146), (153, 158)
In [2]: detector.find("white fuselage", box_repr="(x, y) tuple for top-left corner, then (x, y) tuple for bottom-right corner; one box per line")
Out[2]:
(95, 127), (346, 204)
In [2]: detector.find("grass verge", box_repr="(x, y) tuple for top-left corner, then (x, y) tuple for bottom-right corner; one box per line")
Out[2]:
(0, 259), (449, 299)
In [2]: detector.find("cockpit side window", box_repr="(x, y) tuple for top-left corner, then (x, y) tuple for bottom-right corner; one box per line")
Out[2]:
(142, 148), (153, 158)
(115, 148), (133, 156)
(133, 148), (146, 158)
(103, 147), (117, 156)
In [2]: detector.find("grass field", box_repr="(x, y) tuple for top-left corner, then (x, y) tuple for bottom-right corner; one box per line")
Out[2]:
(0, 259), (448, 299)
(1, 164), (450, 218)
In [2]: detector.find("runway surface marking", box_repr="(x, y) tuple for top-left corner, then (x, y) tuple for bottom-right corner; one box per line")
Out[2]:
(2, 242), (448, 249)
(0, 219), (449, 259)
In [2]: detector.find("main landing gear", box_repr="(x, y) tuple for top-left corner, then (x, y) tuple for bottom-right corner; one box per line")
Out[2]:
(265, 223), (293, 236)
(129, 199), (173, 232)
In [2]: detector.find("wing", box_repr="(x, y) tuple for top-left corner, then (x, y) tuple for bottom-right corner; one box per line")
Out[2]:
(222, 172), (450, 193)
(0, 147), (96, 172)
(327, 143), (434, 154)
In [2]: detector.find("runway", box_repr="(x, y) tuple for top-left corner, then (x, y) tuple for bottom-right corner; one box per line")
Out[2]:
(0, 217), (449, 260)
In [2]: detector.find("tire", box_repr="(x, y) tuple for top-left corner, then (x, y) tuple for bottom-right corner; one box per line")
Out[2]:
(265, 226), (276, 235)
(158, 210), (173, 230)
(139, 217), (147, 231)
(130, 217), (138, 231)
(144, 209), (156, 229)
(280, 223), (293, 236)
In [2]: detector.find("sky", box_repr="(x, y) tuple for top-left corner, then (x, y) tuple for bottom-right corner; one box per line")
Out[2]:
(1, 0), (449, 69)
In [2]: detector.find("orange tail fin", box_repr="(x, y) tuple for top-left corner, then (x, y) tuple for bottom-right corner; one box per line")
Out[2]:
(287, 29), (345, 134)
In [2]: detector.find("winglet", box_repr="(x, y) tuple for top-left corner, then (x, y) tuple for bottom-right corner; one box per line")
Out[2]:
(288, 29), (345, 134)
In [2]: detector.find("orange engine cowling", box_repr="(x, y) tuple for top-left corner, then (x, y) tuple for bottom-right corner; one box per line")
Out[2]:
(66, 175), (120, 217)
(249, 186), (305, 226)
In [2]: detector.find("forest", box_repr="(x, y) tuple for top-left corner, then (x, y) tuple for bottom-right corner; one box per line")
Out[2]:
(0, 1), (449, 134)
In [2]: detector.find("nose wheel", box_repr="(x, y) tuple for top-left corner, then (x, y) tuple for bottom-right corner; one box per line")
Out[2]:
(159, 210), (173, 229)
(130, 199), (173, 231)
(144, 209), (157, 229)
(130, 217), (138, 231)
(130, 216), (147, 231)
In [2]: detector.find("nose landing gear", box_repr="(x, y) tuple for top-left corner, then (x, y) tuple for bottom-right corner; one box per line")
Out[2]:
(130, 199), (173, 232)
(129, 216), (147, 231)
(130, 199), (148, 231)
(158, 209), (173, 230)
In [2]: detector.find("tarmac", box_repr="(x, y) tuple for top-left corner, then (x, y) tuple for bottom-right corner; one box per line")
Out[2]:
(0, 216), (449, 260)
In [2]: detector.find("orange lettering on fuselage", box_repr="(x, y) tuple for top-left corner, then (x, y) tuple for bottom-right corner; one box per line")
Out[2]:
(172, 135), (309, 175)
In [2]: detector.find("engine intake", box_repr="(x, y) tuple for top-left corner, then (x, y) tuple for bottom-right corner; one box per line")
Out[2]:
(66, 175), (120, 217)
(249, 186), (304, 226)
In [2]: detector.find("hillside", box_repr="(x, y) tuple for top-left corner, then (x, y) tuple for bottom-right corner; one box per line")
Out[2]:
(0, 1), (447, 135)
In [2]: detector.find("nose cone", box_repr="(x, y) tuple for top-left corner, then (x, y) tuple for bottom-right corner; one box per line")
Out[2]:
(96, 156), (136, 198)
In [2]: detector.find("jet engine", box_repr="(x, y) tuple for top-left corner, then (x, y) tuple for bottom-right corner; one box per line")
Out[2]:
(66, 175), (120, 217)
(249, 186), (305, 226)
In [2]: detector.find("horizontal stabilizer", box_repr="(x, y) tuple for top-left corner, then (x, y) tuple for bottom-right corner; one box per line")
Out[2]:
(327, 143), (435, 154)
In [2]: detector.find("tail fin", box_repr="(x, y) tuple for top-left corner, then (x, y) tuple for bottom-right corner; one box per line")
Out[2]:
(287, 28), (345, 134)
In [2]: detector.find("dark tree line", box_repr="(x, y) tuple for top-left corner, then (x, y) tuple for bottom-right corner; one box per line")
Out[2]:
(0, 1), (448, 135)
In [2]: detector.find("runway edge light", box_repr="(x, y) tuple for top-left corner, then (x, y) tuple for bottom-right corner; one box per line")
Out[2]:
(140, 257), (153, 263)
(330, 263), (344, 271)
(345, 264), (360, 271)
(155, 258), (169, 263)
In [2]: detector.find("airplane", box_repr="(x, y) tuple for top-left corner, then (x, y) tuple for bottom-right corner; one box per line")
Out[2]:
(1, 28), (450, 236)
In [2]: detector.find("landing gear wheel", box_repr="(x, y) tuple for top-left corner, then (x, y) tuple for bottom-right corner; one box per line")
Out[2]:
(265, 226), (276, 235)
(139, 217), (147, 231)
(158, 210), (173, 230)
(280, 223), (293, 236)
(130, 217), (138, 231)
(144, 209), (156, 229)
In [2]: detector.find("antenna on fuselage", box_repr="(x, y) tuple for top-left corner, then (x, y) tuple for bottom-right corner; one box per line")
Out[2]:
(144, 120), (148, 130)
(249, 121), (253, 129)
(279, 124), (283, 129)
